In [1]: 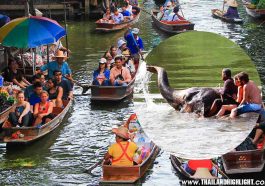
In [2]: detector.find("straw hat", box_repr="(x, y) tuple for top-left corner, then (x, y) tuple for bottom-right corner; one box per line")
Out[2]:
(112, 126), (130, 140)
(117, 39), (126, 48)
(227, 0), (238, 7)
(52, 50), (68, 60)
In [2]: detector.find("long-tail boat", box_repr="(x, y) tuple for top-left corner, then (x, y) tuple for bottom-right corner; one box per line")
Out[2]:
(100, 114), (160, 184)
(211, 9), (243, 23)
(95, 7), (141, 32)
(222, 136), (265, 174)
(170, 155), (228, 180)
(1, 100), (72, 146)
(242, 0), (265, 18)
(151, 9), (194, 34)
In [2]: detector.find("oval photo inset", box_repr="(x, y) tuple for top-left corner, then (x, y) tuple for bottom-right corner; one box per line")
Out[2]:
(134, 31), (261, 159)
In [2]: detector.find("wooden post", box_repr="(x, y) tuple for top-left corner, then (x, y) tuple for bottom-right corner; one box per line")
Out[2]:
(85, 0), (90, 16)
(25, 0), (30, 16)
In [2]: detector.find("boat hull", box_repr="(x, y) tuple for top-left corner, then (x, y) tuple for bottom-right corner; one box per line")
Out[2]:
(0, 105), (14, 124)
(151, 10), (195, 34)
(222, 149), (265, 174)
(242, 1), (265, 18)
(211, 9), (243, 23)
(100, 144), (159, 184)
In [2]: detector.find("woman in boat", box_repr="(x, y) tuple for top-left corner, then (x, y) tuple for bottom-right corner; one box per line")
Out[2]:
(104, 126), (138, 166)
(46, 78), (63, 108)
(100, 8), (114, 23)
(8, 91), (32, 127)
(121, 5), (133, 21)
(109, 45), (117, 59)
(92, 58), (110, 86)
(33, 91), (54, 126)
(223, 0), (240, 19)
(215, 74), (243, 117)
(2, 59), (31, 89)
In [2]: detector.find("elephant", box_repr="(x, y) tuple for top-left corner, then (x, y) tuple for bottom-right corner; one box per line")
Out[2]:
(147, 66), (221, 117)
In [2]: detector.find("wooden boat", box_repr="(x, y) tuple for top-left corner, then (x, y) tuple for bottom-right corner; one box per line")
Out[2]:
(242, 0), (265, 18)
(211, 9), (243, 24)
(0, 105), (14, 124)
(100, 114), (160, 184)
(151, 9), (195, 34)
(90, 64), (138, 102)
(222, 136), (265, 174)
(170, 155), (228, 180)
(1, 100), (72, 146)
(95, 7), (141, 32)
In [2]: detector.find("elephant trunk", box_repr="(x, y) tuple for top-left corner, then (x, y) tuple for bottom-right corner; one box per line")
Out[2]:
(147, 66), (182, 109)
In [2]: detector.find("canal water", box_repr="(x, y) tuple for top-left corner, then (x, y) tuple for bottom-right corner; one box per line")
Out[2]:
(1, 0), (265, 185)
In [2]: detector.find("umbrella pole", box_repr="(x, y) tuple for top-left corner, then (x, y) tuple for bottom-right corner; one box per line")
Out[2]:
(64, 0), (69, 57)
(20, 49), (26, 75)
(34, 49), (36, 75)
(25, 0), (30, 16)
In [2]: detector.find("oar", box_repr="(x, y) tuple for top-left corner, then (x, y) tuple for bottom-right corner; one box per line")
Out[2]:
(63, 75), (91, 94)
(83, 158), (104, 174)
(222, 0), (225, 15)
(212, 162), (229, 179)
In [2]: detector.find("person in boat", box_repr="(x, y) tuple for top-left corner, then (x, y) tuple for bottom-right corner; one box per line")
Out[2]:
(122, 50), (135, 74)
(28, 82), (43, 109)
(121, 4), (133, 21)
(166, 6), (180, 21)
(249, 110), (265, 147)
(24, 74), (46, 101)
(230, 72), (262, 118)
(109, 46), (118, 59)
(223, 0), (240, 19)
(111, 8), (124, 24)
(2, 59), (31, 89)
(101, 7), (113, 23)
(8, 91), (32, 127)
(216, 74), (243, 117)
(53, 70), (73, 100)
(117, 39), (130, 55)
(157, 6), (165, 20)
(103, 51), (113, 70)
(207, 68), (238, 117)
(110, 55), (132, 86)
(92, 58), (110, 86)
(129, 0), (138, 7)
(124, 28), (144, 68)
(183, 159), (217, 177)
(33, 91), (54, 126)
(104, 126), (138, 166)
(40, 50), (72, 81)
(46, 78), (63, 108)
(162, 1), (174, 20)
(124, 0), (133, 14)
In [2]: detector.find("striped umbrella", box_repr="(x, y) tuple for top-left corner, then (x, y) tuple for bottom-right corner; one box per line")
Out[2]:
(0, 16), (66, 48)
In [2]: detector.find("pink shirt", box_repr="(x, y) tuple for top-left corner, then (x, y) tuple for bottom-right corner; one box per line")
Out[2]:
(110, 66), (132, 85)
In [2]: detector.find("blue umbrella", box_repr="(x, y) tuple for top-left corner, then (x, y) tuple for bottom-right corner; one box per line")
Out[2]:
(0, 14), (10, 27)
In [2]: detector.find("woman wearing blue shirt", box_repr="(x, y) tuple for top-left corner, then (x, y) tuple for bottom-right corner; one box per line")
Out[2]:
(92, 58), (110, 86)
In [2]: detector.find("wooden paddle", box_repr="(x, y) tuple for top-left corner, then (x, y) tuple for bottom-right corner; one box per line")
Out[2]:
(83, 158), (104, 174)
(222, 0), (226, 15)
(212, 161), (229, 179)
(63, 75), (91, 94)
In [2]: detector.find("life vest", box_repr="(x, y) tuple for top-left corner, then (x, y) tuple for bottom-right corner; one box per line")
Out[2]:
(188, 159), (213, 171)
(112, 142), (133, 163)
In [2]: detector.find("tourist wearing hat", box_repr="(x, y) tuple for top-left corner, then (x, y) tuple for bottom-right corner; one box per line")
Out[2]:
(166, 6), (180, 21)
(110, 55), (132, 86)
(121, 50), (136, 74)
(104, 126), (138, 166)
(92, 58), (110, 86)
(40, 50), (72, 80)
(223, 0), (240, 19)
(116, 39), (128, 55)
(124, 27), (144, 68)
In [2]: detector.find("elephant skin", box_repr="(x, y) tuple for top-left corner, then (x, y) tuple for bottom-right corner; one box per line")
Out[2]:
(147, 66), (221, 117)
